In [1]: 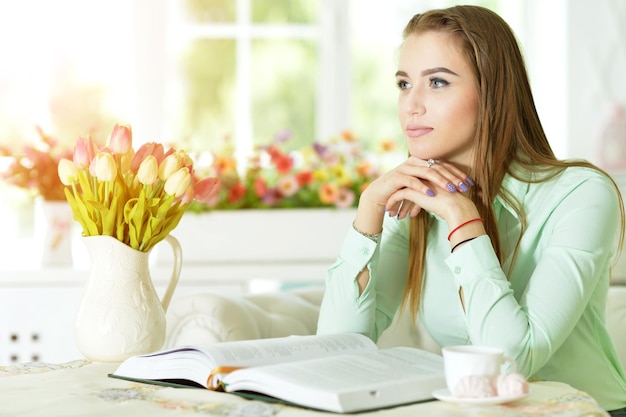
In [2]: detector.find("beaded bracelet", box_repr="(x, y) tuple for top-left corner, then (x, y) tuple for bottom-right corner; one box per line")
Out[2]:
(451, 237), (477, 253)
(352, 221), (382, 243)
(447, 217), (484, 241)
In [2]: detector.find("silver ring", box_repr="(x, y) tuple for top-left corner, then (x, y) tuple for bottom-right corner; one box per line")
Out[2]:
(426, 158), (436, 168)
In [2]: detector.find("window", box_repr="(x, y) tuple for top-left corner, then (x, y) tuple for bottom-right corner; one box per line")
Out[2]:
(152, 0), (328, 158)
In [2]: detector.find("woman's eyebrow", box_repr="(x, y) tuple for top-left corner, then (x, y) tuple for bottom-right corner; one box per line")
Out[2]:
(421, 67), (459, 76)
(394, 67), (460, 78)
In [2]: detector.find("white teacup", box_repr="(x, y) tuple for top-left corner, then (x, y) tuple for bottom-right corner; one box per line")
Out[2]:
(442, 345), (516, 394)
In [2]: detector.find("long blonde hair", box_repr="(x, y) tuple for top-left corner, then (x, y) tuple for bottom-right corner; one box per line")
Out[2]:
(402, 5), (625, 316)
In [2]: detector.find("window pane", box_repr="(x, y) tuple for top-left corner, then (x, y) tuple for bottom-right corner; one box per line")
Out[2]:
(182, 0), (236, 23)
(251, 39), (316, 150)
(252, 0), (318, 23)
(168, 39), (236, 151)
(350, 0), (412, 149)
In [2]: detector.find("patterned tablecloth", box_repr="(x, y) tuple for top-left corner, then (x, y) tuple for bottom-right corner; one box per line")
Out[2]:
(0, 360), (610, 417)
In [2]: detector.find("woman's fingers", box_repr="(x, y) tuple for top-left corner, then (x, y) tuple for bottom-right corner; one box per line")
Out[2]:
(408, 157), (473, 193)
(386, 185), (424, 218)
(397, 200), (413, 219)
(386, 199), (403, 215)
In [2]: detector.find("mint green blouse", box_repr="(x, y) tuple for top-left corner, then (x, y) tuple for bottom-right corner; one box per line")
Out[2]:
(317, 166), (626, 410)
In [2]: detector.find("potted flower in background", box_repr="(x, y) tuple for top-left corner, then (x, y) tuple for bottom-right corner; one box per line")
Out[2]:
(57, 123), (219, 361)
(0, 126), (76, 265)
(193, 129), (397, 211)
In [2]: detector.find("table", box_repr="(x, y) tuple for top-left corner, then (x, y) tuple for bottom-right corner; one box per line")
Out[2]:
(0, 361), (610, 417)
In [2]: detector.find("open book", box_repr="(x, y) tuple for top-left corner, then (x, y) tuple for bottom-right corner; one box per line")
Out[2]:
(110, 333), (446, 413)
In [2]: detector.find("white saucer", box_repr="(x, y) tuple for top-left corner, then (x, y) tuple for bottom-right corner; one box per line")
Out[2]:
(432, 388), (529, 405)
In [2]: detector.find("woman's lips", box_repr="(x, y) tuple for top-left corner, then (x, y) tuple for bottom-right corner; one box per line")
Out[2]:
(406, 125), (433, 138)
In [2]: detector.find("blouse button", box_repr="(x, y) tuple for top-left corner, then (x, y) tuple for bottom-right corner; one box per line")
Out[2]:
(361, 247), (370, 256)
(454, 266), (461, 274)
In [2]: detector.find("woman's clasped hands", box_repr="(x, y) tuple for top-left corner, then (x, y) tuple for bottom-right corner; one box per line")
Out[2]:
(364, 156), (476, 221)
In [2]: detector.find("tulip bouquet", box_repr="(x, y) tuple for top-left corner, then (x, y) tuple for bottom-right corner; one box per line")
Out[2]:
(58, 124), (219, 252)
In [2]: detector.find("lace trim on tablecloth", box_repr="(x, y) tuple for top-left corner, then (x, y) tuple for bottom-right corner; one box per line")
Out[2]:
(96, 383), (281, 416)
(0, 359), (90, 376)
(470, 391), (609, 417)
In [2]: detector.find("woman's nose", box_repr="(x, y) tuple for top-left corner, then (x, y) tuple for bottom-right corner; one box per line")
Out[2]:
(405, 89), (426, 115)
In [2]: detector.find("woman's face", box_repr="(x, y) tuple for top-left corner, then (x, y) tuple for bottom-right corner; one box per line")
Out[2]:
(396, 31), (479, 167)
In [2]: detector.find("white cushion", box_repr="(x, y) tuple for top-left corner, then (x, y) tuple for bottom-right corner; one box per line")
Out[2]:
(166, 289), (323, 346)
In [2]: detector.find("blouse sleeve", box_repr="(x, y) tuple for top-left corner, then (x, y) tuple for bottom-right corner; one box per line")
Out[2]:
(444, 172), (622, 376)
(316, 215), (410, 341)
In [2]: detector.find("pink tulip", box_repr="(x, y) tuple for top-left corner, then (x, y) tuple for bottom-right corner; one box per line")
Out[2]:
(193, 177), (220, 204)
(73, 136), (98, 168)
(108, 124), (133, 155)
(131, 142), (165, 172)
(164, 167), (191, 198)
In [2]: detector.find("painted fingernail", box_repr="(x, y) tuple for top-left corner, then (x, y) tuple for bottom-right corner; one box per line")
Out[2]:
(446, 183), (457, 192)
(426, 189), (435, 197)
(465, 177), (475, 186)
(458, 182), (469, 192)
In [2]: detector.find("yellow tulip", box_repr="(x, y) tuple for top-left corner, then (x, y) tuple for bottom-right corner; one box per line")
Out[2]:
(137, 155), (158, 185)
(119, 146), (135, 174)
(177, 150), (193, 168)
(58, 158), (78, 186)
(95, 152), (117, 182)
(159, 154), (182, 181)
(164, 167), (191, 197)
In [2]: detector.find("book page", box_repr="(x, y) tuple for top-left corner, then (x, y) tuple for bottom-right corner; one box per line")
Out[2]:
(205, 332), (377, 368)
(223, 347), (446, 413)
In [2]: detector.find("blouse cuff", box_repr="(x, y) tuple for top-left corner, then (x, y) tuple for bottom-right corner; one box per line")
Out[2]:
(338, 224), (379, 273)
(444, 235), (502, 285)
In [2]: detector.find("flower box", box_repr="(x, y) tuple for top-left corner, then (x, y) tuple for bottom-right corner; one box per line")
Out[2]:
(154, 208), (356, 286)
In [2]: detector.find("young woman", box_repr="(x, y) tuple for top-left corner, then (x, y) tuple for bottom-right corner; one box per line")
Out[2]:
(316, 5), (626, 414)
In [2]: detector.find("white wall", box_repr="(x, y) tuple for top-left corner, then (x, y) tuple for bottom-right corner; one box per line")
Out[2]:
(523, 0), (568, 159)
(524, 0), (626, 170)
(567, 0), (626, 168)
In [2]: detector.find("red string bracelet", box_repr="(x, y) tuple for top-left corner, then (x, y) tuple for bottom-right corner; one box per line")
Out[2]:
(447, 217), (484, 241)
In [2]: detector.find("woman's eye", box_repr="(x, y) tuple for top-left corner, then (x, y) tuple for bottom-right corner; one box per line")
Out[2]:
(396, 79), (411, 90)
(430, 77), (450, 88)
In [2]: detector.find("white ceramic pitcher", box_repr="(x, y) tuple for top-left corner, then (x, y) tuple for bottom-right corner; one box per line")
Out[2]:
(75, 234), (181, 362)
